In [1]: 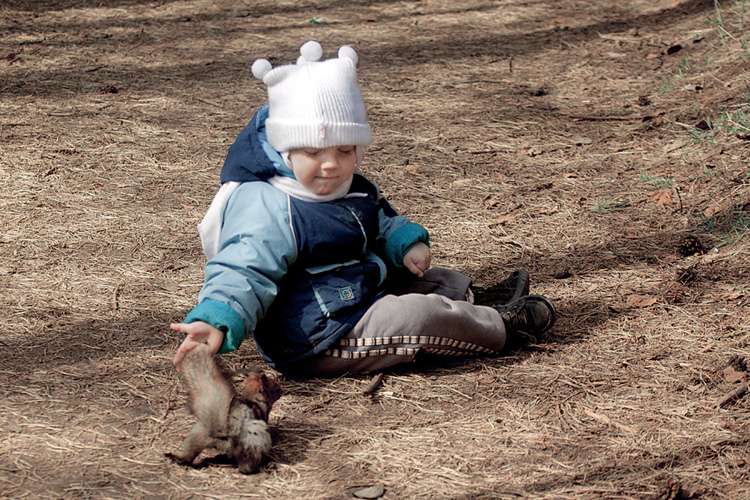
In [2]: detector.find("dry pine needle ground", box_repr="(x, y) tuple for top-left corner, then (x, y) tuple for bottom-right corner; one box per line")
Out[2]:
(1, 0), (750, 499)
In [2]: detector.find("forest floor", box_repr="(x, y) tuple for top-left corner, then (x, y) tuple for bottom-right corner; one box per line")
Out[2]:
(2, 0), (750, 498)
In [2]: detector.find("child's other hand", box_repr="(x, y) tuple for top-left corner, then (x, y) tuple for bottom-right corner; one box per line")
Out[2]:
(403, 242), (431, 278)
(171, 321), (225, 369)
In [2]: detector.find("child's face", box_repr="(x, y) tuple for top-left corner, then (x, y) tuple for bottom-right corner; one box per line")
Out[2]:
(288, 146), (357, 195)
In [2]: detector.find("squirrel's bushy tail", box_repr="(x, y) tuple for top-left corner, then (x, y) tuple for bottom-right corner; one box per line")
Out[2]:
(180, 344), (234, 437)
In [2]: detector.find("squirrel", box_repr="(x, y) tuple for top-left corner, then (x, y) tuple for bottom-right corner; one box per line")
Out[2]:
(166, 344), (283, 474)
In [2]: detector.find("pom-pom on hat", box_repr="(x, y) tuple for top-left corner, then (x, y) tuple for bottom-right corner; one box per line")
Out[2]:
(251, 41), (372, 152)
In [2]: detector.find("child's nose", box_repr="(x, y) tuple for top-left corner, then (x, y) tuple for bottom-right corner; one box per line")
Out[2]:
(321, 152), (340, 170)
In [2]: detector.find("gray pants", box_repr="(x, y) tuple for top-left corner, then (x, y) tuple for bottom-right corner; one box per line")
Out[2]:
(290, 269), (507, 376)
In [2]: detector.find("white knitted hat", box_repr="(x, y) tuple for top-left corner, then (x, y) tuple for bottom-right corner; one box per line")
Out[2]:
(251, 41), (373, 152)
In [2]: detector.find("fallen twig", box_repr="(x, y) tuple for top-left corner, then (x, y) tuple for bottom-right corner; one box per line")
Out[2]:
(362, 373), (385, 396)
(583, 409), (635, 434)
(717, 382), (749, 408)
(569, 114), (655, 122)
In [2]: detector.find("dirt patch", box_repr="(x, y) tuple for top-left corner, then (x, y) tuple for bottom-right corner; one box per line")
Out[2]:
(2, 0), (750, 498)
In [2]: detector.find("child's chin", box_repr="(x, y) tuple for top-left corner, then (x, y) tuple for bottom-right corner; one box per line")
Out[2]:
(312, 184), (339, 195)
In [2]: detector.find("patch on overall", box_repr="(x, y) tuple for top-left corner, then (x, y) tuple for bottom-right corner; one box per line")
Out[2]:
(339, 286), (355, 301)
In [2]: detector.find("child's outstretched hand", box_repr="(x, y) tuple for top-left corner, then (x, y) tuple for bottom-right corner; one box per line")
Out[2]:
(403, 242), (431, 278)
(171, 321), (225, 369)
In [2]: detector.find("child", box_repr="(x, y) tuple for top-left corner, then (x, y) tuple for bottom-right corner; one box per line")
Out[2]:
(171, 41), (556, 377)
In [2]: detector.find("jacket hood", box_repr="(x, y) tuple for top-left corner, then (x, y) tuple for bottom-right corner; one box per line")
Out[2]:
(220, 105), (294, 184)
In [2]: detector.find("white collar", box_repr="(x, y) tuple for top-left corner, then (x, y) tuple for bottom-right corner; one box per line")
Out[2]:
(268, 175), (353, 202)
(271, 151), (358, 202)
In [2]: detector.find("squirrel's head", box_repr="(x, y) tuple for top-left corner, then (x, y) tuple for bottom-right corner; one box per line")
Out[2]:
(240, 367), (283, 414)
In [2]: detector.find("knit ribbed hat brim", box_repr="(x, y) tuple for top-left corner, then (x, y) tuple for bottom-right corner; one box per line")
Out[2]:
(252, 41), (372, 152)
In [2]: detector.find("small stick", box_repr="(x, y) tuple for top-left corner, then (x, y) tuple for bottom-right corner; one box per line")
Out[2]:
(671, 185), (684, 212)
(569, 115), (654, 122)
(582, 409), (635, 434)
(112, 284), (120, 313)
(362, 373), (385, 396)
(386, 176), (471, 207)
(162, 384), (173, 419)
(717, 382), (749, 408)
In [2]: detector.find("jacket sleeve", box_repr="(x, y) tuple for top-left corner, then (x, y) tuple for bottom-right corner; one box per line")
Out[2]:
(376, 196), (430, 269)
(185, 183), (297, 353)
